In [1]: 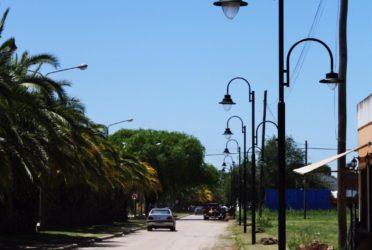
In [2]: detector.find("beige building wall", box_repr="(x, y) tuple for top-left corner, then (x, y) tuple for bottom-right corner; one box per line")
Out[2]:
(358, 94), (372, 157)
(357, 94), (372, 231)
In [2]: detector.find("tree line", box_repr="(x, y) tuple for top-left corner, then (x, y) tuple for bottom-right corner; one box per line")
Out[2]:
(0, 7), (219, 233)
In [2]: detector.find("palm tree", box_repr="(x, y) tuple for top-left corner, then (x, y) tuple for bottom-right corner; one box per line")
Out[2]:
(0, 6), (163, 231)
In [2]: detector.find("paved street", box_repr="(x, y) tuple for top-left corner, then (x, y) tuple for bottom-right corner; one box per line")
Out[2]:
(79, 215), (233, 250)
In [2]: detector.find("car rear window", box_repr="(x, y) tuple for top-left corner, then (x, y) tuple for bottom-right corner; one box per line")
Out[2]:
(150, 209), (170, 215)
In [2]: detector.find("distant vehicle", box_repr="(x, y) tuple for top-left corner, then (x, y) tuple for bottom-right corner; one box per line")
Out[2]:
(194, 206), (204, 215)
(203, 203), (226, 220)
(146, 208), (176, 231)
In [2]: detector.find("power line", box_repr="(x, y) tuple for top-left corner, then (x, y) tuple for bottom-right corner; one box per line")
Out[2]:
(286, 0), (325, 99)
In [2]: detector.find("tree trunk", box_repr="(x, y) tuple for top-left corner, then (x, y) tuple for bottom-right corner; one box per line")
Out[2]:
(337, 0), (348, 248)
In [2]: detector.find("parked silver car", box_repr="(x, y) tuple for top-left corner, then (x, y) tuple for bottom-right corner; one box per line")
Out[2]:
(146, 208), (176, 231)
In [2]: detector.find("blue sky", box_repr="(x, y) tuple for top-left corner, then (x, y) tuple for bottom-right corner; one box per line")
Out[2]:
(1, 0), (371, 170)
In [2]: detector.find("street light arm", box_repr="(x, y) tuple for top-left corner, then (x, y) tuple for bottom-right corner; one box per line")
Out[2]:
(285, 38), (336, 87)
(223, 154), (234, 164)
(247, 146), (262, 154)
(255, 120), (278, 146)
(105, 118), (134, 137)
(226, 115), (245, 133)
(26, 70), (48, 79)
(225, 138), (240, 151)
(226, 77), (253, 102)
(107, 119), (134, 129)
(45, 64), (88, 77)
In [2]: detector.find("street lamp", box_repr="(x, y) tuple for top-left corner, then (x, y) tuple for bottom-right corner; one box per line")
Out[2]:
(223, 115), (248, 233)
(28, 64), (88, 79)
(222, 155), (235, 208)
(224, 139), (242, 225)
(45, 64), (88, 77)
(220, 77), (256, 244)
(31, 63), (88, 230)
(213, 3), (339, 248)
(285, 38), (339, 86)
(213, 0), (248, 20)
(105, 118), (134, 137)
(255, 120), (278, 217)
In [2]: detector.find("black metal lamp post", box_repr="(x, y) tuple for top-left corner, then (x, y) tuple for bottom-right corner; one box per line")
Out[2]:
(255, 121), (278, 217)
(224, 139), (242, 224)
(222, 155), (235, 207)
(220, 77), (256, 243)
(223, 115), (248, 234)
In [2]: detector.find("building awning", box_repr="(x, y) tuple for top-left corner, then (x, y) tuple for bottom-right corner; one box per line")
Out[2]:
(293, 142), (371, 175)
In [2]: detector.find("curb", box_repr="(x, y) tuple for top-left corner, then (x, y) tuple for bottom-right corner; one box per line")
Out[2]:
(61, 226), (146, 249)
(96, 232), (124, 241)
(51, 243), (79, 250)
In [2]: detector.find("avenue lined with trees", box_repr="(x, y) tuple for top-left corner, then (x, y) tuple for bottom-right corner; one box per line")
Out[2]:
(0, 6), (336, 250)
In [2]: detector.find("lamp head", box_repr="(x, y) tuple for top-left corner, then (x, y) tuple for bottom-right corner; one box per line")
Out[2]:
(78, 64), (88, 70)
(213, 0), (248, 20)
(223, 128), (233, 140)
(223, 147), (231, 156)
(319, 72), (339, 84)
(219, 94), (236, 111)
(347, 157), (358, 171)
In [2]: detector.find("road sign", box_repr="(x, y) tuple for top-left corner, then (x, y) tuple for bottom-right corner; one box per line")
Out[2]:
(131, 192), (138, 200)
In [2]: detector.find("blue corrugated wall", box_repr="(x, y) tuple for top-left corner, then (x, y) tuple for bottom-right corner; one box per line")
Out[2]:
(265, 188), (332, 210)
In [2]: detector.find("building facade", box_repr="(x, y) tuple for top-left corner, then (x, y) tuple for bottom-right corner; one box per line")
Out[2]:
(356, 94), (372, 249)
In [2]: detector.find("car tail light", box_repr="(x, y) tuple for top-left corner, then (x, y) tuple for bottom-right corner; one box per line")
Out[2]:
(167, 216), (172, 220)
(148, 216), (153, 220)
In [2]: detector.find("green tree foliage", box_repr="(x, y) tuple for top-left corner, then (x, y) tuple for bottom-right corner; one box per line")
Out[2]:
(110, 129), (219, 205)
(259, 136), (331, 189)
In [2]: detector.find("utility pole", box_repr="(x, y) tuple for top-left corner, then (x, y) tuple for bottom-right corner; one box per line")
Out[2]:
(337, 0), (348, 248)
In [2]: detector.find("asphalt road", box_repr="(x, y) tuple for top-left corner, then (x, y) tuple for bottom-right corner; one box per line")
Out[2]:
(79, 215), (233, 250)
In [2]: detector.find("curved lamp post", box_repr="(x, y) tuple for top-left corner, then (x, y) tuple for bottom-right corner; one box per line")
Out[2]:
(222, 155), (235, 207)
(255, 120), (278, 217)
(105, 118), (134, 137)
(213, 2), (340, 247)
(224, 139), (242, 225)
(220, 77), (256, 243)
(223, 115), (249, 233)
(285, 38), (339, 86)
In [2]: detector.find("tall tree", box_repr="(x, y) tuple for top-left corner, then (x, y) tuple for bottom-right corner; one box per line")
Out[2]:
(260, 136), (330, 189)
(110, 129), (208, 204)
(337, 0), (348, 247)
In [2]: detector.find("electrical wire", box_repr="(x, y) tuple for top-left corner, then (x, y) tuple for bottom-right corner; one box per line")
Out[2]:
(286, 0), (325, 99)
(266, 0), (326, 117)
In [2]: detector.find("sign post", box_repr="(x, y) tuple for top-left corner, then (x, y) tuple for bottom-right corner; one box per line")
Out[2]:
(131, 192), (138, 217)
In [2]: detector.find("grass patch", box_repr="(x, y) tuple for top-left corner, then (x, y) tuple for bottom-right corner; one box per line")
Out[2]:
(230, 209), (338, 250)
(41, 219), (146, 237)
(0, 219), (146, 249)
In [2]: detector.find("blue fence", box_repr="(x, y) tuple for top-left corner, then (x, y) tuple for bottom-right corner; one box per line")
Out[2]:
(265, 188), (332, 210)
